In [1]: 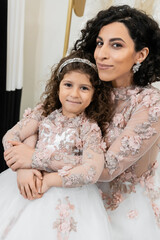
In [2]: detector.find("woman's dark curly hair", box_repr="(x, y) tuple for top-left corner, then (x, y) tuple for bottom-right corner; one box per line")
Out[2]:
(72, 5), (160, 86)
(41, 50), (113, 135)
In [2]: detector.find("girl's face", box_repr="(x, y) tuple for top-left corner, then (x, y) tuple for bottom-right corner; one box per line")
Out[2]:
(59, 71), (94, 118)
(94, 22), (140, 87)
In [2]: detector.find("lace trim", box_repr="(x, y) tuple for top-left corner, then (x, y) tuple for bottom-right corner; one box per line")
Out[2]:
(61, 166), (97, 187)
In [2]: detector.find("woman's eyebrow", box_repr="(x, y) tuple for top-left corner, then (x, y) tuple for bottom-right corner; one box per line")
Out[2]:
(109, 38), (125, 43)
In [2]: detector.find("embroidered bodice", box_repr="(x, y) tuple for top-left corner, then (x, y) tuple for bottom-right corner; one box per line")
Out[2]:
(3, 107), (105, 188)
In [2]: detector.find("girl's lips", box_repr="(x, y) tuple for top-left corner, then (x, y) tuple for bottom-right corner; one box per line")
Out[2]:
(97, 63), (113, 70)
(66, 100), (81, 104)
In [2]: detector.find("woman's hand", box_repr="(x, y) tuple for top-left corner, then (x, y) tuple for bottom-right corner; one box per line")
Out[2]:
(17, 169), (43, 200)
(41, 172), (52, 194)
(4, 141), (34, 171)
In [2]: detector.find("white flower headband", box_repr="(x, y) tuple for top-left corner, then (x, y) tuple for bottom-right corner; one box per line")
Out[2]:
(57, 57), (97, 77)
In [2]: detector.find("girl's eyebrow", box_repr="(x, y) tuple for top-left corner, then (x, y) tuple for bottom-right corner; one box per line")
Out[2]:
(62, 79), (93, 88)
(62, 79), (72, 82)
(80, 84), (93, 88)
(96, 36), (125, 43)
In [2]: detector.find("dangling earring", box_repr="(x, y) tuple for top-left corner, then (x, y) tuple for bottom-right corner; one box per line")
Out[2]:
(132, 61), (141, 73)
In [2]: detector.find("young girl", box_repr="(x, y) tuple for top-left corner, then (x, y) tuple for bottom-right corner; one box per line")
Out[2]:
(0, 51), (112, 240)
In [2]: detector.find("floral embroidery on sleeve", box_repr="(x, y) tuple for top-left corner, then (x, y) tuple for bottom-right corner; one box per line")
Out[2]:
(53, 197), (77, 240)
(2, 104), (43, 151)
(18, 104), (44, 129)
(59, 166), (97, 188)
(120, 135), (142, 155)
(81, 121), (106, 154)
(134, 122), (156, 139)
(105, 151), (119, 175)
(149, 105), (160, 122)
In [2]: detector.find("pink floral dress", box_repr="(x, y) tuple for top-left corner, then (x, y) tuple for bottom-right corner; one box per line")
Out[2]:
(98, 85), (160, 240)
(0, 108), (111, 240)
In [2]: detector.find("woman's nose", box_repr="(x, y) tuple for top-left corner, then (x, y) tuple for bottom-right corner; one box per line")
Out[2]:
(97, 45), (109, 60)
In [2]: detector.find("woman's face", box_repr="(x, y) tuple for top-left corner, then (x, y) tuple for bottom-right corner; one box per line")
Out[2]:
(94, 22), (140, 87)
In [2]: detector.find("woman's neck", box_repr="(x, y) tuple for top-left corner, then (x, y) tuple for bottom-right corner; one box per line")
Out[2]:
(111, 76), (133, 88)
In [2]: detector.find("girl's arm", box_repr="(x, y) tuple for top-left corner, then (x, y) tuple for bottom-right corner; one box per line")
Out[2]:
(3, 104), (44, 170)
(99, 88), (160, 182)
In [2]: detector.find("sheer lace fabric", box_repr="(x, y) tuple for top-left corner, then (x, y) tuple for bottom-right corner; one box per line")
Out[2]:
(2, 104), (44, 150)
(3, 108), (105, 188)
(103, 86), (160, 178)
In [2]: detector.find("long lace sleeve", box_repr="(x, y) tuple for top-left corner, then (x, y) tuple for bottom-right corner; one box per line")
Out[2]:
(102, 89), (160, 181)
(2, 104), (44, 150)
(58, 122), (106, 188)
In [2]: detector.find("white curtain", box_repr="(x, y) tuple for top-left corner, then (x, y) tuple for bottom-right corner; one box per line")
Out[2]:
(7, 0), (25, 91)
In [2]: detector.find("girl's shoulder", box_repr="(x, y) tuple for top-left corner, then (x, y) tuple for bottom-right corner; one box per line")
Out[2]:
(22, 103), (44, 122)
(80, 115), (101, 136)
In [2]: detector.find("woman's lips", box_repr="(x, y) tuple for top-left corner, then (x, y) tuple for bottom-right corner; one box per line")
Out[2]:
(97, 63), (113, 70)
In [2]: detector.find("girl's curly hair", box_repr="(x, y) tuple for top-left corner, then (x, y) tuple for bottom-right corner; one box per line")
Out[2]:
(72, 5), (160, 86)
(41, 50), (113, 136)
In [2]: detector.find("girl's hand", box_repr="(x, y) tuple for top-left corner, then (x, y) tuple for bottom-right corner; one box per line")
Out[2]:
(17, 169), (43, 200)
(4, 141), (34, 171)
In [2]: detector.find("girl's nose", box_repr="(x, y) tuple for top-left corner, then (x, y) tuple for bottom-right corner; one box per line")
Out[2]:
(70, 87), (79, 97)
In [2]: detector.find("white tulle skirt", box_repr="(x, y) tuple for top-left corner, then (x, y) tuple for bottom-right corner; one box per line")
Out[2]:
(107, 185), (160, 240)
(98, 164), (160, 240)
(0, 169), (111, 240)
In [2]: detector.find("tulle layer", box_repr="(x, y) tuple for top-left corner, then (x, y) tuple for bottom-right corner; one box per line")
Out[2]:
(106, 184), (160, 240)
(0, 169), (111, 240)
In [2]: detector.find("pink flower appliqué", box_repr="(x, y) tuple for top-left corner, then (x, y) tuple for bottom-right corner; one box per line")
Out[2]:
(23, 108), (32, 118)
(113, 113), (125, 128)
(53, 197), (77, 240)
(145, 175), (154, 190)
(152, 203), (160, 217)
(127, 210), (138, 219)
(130, 94), (142, 107)
(142, 93), (160, 107)
(127, 87), (140, 96)
(149, 106), (160, 122)
(121, 135), (142, 155)
(134, 122), (156, 140)
(113, 192), (123, 205)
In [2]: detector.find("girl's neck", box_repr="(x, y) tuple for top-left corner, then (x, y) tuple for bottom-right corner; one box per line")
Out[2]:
(61, 109), (83, 119)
